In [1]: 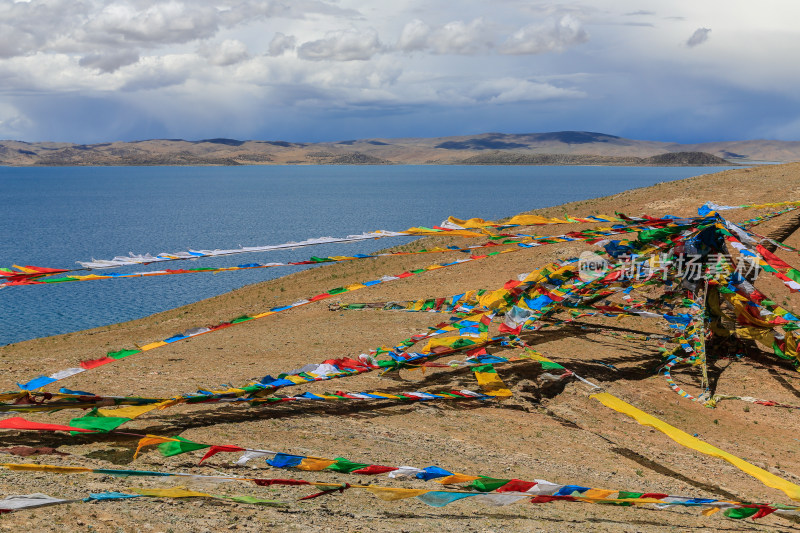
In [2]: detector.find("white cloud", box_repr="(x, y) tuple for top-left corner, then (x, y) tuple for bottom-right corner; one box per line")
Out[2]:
(397, 18), (493, 55)
(297, 28), (383, 61)
(396, 15), (588, 56)
(0, 23), (37, 58)
(397, 19), (431, 52)
(204, 39), (249, 66)
(469, 77), (585, 103)
(78, 50), (140, 72)
(427, 19), (492, 55)
(267, 33), (297, 57)
(83, 2), (220, 47)
(0, 0), (359, 59)
(686, 27), (711, 47)
(500, 15), (588, 55)
(120, 54), (204, 91)
(0, 102), (32, 138)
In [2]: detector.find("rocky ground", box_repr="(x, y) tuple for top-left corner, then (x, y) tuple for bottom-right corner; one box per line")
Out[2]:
(2, 163), (800, 532)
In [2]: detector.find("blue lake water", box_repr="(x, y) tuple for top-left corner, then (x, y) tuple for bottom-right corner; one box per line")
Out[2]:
(0, 165), (733, 345)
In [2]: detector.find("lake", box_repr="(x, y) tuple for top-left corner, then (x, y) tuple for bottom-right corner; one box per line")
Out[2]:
(0, 164), (733, 345)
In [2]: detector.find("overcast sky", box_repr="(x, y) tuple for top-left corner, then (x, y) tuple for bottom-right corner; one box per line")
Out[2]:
(1, 0), (799, 143)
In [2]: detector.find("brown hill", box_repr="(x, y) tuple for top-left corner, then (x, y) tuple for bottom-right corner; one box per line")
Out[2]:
(2, 131), (799, 166)
(642, 151), (731, 165)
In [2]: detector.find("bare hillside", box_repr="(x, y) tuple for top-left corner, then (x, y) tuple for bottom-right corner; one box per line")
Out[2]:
(3, 131), (800, 166)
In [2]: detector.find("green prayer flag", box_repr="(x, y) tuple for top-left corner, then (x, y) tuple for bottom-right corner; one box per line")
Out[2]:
(450, 338), (476, 349)
(324, 457), (370, 473)
(540, 361), (565, 370)
(787, 269), (800, 284)
(773, 343), (792, 360)
(107, 349), (141, 360)
(158, 436), (211, 457)
(723, 507), (759, 519)
(468, 477), (511, 492)
(69, 415), (130, 434)
(638, 227), (681, 244)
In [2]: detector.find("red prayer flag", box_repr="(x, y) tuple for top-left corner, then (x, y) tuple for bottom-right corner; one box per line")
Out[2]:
(0, 416), (95, 433)
(466, 347), (487, 357)
(351, 465), (398, 475)
(498, 323), (522, 335)
(752, 506), (777, 519)
(198, 445), (246, 464)
(757, 245), (792, 271)
(496, 479), (538, 493)
(80, 356), (115, 370)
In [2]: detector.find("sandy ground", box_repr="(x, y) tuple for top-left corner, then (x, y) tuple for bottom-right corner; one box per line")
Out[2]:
(3, 164), (800, 532)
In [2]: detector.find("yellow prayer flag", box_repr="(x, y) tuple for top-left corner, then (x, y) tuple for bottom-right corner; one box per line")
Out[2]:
(474, 372), (512, 397)
(366, 487), (429, 501)
(3, 463), (92, 474)
(139, 341), (168, 351)
(591, 392), (800, 501)
(579, 489), (617, 500)
(436, 474), (481, 484)
(298, 458), (337, 471)
(97, 403), (160, 419)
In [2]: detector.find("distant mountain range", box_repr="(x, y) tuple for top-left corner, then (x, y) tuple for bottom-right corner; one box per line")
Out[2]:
(2, 131), (800, 166)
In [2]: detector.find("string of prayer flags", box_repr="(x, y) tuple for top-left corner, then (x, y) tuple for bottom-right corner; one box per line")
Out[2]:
(1, 239), (524, 287)
(2, 215), (680, 288)
(1, 461), (797, 519)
